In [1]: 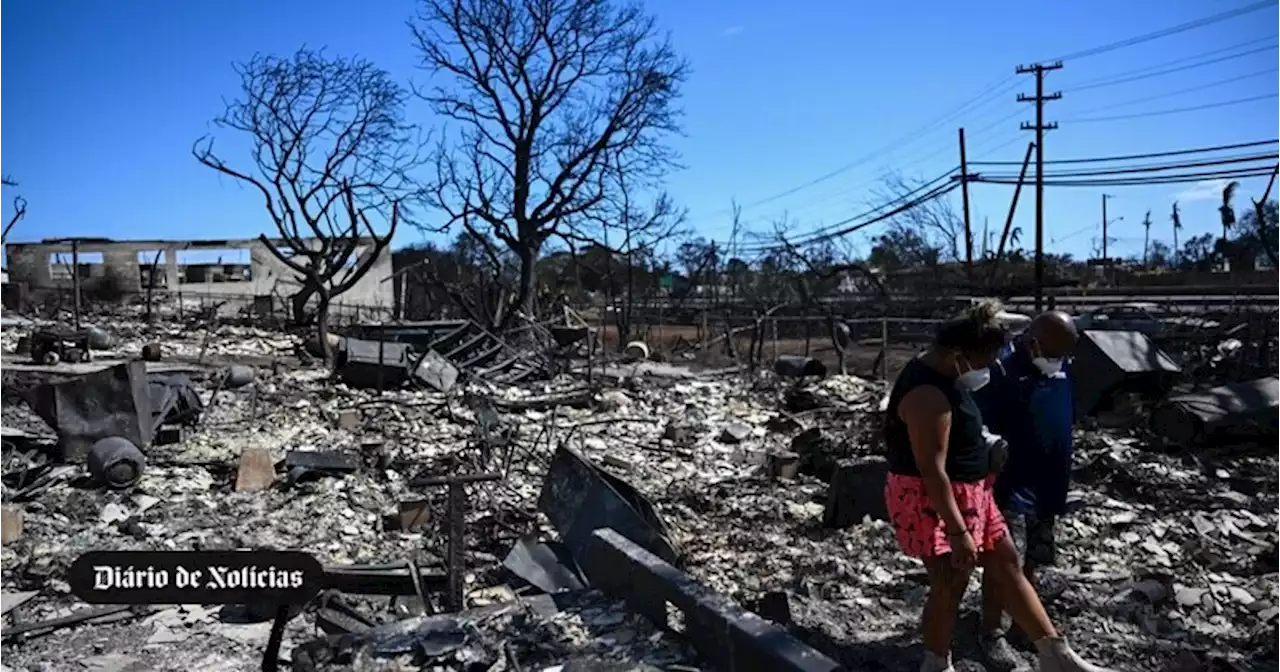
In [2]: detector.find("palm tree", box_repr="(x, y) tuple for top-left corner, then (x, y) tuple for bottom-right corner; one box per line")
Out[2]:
(1142, 210), (1152, 267)
(1170, 201), (1184, 267)
(1219, 181), (1240, 243)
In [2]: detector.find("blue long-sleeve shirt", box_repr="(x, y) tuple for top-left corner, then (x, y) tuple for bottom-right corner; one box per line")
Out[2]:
(973, 340), (1075, 518)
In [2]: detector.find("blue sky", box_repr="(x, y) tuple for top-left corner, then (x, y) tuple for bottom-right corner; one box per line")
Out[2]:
(3, 0), (1278, 268)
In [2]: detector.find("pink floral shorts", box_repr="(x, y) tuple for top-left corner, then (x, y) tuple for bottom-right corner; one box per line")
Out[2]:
(885, 473), (1009, 558)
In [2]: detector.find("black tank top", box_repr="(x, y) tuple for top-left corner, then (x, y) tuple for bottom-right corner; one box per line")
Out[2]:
(884, 357), (989, 483)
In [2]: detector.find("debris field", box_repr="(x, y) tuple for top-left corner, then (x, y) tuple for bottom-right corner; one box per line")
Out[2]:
(1, 310), (1277, 672)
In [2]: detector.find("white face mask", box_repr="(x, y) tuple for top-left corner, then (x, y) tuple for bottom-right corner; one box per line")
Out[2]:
(955, 358), (991, 391)
(1028, 337), (1066, 377)
(1032, 357), (1064, 377)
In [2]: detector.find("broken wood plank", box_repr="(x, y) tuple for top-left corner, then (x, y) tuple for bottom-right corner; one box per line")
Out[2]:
(235, 448), (277, 492)
(443, 332), (487, 359)
(424, 322), (473, 351)
(489, 388), (594, 412)
(1, 591), (38, 617)
(1, 506), (23, 545)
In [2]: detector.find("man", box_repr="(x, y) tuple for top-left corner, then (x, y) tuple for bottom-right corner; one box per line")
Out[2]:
(973, 310), (1080, 672)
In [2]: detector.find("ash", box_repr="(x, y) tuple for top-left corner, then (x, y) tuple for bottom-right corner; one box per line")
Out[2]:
(1, 313), (1276, 672)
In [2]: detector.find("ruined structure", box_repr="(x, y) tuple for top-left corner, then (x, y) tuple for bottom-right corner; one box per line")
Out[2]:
(3, 236), (394, 312)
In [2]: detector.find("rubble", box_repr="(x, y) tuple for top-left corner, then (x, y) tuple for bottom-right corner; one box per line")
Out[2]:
(1150, 376), (1279, 447)
(0, 311), (1275, 671)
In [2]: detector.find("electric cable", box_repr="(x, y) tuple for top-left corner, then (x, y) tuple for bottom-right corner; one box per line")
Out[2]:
(732, 167), (960, 251)
(725, 101), (1026, 229)
(1039, 1), (1277, 62)
(728, 177), (962, 253)
(977, 153), (1278, 179)
(707, 75), (1017, 215)
(1061, 94), (1278, 122)
(754, 180), (963, 252)
(1065, 68), (1278, 116)
(1063, 43), (1277, 92)
(969, 139), (1278, 165)
(974, 166), (1277, 187)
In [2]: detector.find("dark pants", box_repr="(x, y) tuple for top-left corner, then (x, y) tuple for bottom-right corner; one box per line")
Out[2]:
(1000, 507), (1057, 568)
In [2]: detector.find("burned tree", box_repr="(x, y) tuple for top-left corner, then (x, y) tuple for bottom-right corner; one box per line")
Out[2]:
(410, 0), (688, 330)
(2, 176), (27, 244)
(576, 169), (686, 349)
(873, 173), (962, 270)
(193, 48), (424, 366)
(772, 227), (883, 375)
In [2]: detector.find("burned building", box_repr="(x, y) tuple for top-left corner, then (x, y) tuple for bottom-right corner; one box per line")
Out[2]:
(3, 236), (394, 312)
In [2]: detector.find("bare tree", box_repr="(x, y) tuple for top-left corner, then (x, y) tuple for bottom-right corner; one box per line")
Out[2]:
(1220, 181), (1240, 243)
(417, 228), (519, 328)
(410, 0), (688, 330)
(1251, 166), (1280, 267)
(1171, 201), (1183, 268)
(576, 169), (685, 349)
(193, 48), (425, 367)
(772, 223), (885, 375)
(2, 177), (27, 244)
(1141, 210), (1152, 267)
(875, 173), (964, 264)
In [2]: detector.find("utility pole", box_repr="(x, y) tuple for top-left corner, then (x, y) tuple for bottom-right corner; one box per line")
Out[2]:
(71, 239), (82, 330)
(1101, 193), (1112, 263)
(1016, 61), (1062, 313)
(958, 128), (973, 275)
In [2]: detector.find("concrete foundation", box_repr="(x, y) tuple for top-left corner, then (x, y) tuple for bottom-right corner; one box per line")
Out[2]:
(584, 528), (845, 672)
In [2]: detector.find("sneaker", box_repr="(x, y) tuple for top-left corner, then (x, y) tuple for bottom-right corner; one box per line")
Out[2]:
(980, 633), (1031, 672)
(918, 650), (955, 672)
(1034, 637), (1120, 672)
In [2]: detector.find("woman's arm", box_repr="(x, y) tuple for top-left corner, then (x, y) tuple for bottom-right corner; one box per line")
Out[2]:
(899, 385), (967, 536)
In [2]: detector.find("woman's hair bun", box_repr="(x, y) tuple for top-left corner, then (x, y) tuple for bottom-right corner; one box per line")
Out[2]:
(966, 298), (1003, 326)
(933, 298), (1008, 351)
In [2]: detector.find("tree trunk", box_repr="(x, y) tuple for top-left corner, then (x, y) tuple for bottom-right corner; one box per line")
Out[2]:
(292, 282), (318, 325)
(145, 276), (155, 325)
(507, 245), (539, 330)
(316, 288), (335, 371)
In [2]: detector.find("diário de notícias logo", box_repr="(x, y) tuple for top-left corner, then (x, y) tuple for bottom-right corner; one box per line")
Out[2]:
(69, 550), (322, 605)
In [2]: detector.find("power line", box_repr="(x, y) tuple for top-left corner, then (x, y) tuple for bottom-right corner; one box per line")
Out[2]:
(762, 181), (963, 252)
(980, 152), (1278, 179)
(969, 139), (1278, 165)
(1040, 0), (1277, 62)
(1038, 169), (1278, 186)
(728, 173), (961, 254)
(725, 93), (1026, 228)
(1061, 94), (1279, 122)
(1062, 35), (1275, 87)
(972, 134), (1028, 159)
(974, 166), (1277, 187)
(1066, 68), (1278, 116)
(732, 168), (960, 252)
(1063, 43), (1277, 92)
(709, 75), (1017, 215)
(695, 8), (1277, 223)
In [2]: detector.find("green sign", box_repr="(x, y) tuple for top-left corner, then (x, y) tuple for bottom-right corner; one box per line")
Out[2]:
(659, 275), (674, 289)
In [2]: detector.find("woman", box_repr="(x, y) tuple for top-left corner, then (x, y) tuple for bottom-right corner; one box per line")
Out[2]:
(883, 301), (1115, 672)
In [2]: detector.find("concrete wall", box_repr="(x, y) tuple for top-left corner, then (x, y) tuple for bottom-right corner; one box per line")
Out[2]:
(3, 237), (394, 310)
